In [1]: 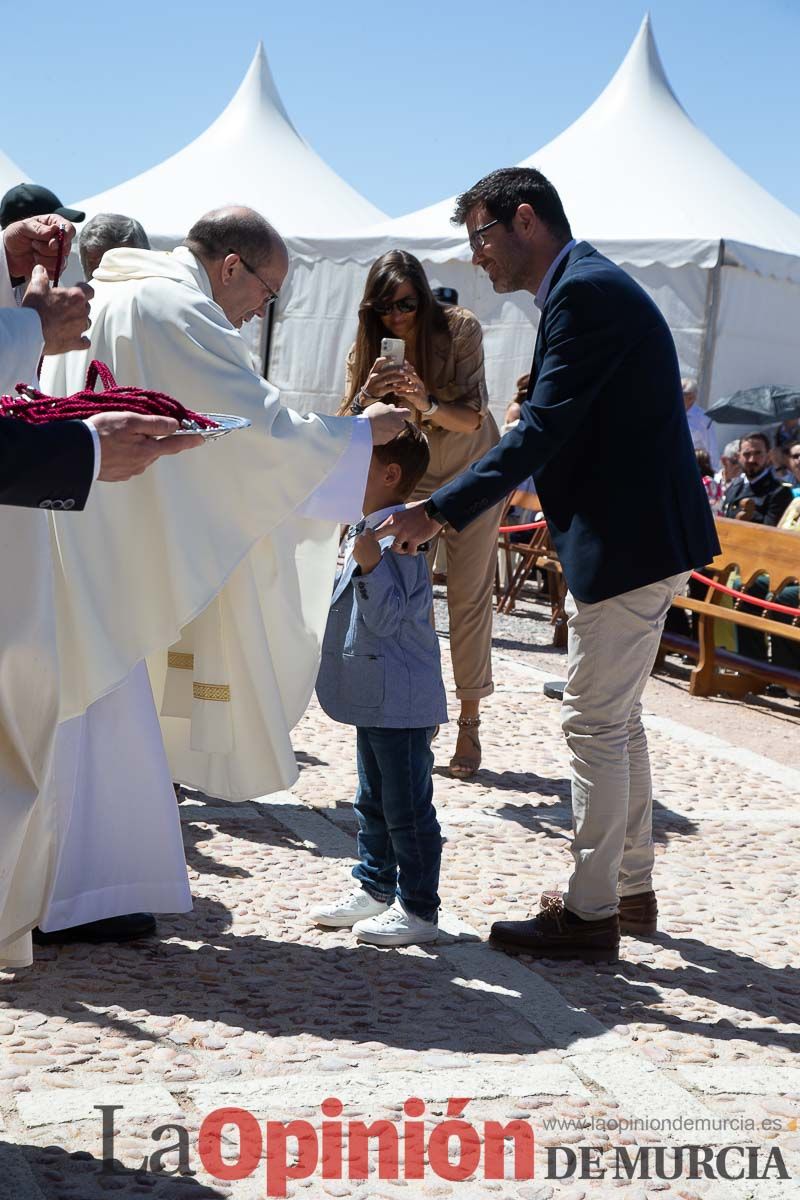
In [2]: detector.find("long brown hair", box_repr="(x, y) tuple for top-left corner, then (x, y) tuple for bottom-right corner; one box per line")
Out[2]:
(340, 250), (450, 415)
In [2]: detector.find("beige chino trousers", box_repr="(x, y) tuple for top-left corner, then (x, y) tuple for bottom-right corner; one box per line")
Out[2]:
(425, 501), (502, 701)
(561, 571), (691, 920)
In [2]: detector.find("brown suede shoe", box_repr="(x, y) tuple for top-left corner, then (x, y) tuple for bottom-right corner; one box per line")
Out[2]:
(490, 895), (619, 963)
(618, 890), (657, 936)
(540, 888), (658, 937)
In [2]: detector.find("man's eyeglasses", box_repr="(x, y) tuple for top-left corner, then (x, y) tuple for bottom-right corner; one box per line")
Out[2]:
(227, 249), (280, 306)
(468, 218), (501, 253)
(372, 295), (419, 316)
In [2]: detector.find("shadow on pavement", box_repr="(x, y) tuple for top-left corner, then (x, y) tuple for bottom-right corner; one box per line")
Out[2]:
(2, 1139), (226, 1199)
(6, 892), (797, 1057)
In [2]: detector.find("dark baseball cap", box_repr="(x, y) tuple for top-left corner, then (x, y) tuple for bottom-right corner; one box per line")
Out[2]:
(0, 183), (85, 229)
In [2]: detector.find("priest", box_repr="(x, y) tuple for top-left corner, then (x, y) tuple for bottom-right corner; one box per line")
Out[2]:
(1, 206), (407, 964)
(0, 215), (205, 967)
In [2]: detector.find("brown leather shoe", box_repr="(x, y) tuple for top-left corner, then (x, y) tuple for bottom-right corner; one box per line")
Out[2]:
(618, 890), (657, 936)
(490, 895), (619, 963)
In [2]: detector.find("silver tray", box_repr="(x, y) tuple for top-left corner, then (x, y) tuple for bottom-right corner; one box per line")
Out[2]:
(175, 413), (252, 440)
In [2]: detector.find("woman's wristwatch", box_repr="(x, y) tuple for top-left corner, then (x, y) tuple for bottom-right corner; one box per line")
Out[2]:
(421, 395), (439, 416)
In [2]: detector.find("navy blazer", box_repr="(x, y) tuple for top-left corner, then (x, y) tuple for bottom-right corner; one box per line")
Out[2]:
(432, 242), (720, 603)
(0, 417), (94, 510)
(316, 535), (448, 730)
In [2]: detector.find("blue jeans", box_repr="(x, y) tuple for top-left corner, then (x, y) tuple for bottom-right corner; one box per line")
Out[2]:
(352, 727), (441, 922)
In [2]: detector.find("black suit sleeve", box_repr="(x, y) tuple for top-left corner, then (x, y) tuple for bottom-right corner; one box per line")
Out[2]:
(764, 484), (793, 527)
(0, 417), (95, 510)
(430, 279), (641, 530)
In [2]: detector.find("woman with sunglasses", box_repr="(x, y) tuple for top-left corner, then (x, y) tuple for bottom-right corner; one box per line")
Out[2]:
(340, 250), (501, 779)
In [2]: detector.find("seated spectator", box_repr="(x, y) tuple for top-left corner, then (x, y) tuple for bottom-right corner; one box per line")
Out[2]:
(683, 377), (720, 471)
(785, 440), (800, 498)
(770, 442), (794, 484)
(502, 373), (531, 433)
(714, 440), (742, 496)
(729, 442), (800, 672)
(79, 213), (150, 280)
(720, 432), (792, 526)
(696, 449), (723, 512)
(501, 373), (539, 530)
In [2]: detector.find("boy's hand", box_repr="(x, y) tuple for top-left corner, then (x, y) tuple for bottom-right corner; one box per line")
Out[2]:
(352, 528), (382, 574)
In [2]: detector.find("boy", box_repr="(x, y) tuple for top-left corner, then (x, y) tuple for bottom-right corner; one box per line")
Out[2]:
(312, 424), (447, 946)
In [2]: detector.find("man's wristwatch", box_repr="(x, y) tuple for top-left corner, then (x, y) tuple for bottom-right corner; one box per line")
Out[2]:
(424, 498), (448, 527)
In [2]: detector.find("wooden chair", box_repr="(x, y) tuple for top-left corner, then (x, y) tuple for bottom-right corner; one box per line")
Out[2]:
(496, 490), (568, 646)
(660, 517), (800, 697)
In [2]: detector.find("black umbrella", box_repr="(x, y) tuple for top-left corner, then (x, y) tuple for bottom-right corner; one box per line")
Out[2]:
(706, 385), (800, 425)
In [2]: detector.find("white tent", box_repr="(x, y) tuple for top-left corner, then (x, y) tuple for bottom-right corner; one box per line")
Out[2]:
(271, 14), (800, 429)
(0, 148), (29, 200)
(73, 43), (386, 241)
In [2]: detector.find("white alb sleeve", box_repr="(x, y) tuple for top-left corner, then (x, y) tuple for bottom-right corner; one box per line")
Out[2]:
(297, 415), (372, 524)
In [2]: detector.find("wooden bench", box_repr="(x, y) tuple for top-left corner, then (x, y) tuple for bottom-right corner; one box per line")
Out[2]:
(660, 516), (800, 698)
(496, 490), (567, 647)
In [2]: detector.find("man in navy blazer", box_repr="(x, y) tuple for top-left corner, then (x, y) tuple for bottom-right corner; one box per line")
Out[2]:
(385, 167), (720, 963)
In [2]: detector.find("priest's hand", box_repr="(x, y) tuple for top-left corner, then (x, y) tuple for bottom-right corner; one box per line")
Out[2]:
(363, 401), (412, 445)
(380, 499), (440, 554)
(4, 215), (75, 279)
(22, 266), (93, 354)
(87, 413), (205, 482)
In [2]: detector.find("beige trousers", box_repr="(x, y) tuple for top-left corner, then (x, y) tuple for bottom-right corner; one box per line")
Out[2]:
(561, 572), (691, 920)
(426, 502), (502, 701)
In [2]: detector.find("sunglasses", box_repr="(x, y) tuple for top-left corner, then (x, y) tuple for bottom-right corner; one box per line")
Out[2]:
(372, 295), (419, 316)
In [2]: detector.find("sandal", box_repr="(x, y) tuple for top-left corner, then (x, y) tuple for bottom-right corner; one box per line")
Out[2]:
(448, 716), (481, 779)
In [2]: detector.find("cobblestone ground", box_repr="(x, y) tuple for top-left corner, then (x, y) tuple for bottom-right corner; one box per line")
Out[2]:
(1, 593), (798, 1199)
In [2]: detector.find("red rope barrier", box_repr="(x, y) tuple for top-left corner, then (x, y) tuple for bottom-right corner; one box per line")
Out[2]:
(690, 571), (800, 618)
(498, 520), (547, 534)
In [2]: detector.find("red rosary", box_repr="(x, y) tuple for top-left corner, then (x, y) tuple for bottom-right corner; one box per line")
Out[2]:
(2, 225), (218, 430)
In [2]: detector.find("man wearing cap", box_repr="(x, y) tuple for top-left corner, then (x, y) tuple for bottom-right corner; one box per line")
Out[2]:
(0, 183), (85, 231)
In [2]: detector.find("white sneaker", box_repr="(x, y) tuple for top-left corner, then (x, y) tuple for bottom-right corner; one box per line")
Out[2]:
(310, 887), (391, 928)
(353, 900), (439, 947)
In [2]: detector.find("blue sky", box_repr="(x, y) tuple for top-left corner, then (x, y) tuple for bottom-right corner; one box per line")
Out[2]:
(3, 0), (798, 218)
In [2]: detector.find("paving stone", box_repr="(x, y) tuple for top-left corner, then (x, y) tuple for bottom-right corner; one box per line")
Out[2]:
(17, 1085), (185, 1128)
(676, 1065), (800, 1095)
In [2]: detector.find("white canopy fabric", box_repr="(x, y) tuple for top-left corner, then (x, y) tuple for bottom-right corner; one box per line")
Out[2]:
(73, 43), (386, 241)
(270, 15), (800, 433)
(0, 148), (29, 199)
(369, 14), (800, 261)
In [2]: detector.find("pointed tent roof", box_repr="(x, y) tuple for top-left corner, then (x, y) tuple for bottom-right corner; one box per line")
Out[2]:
(374, 15), (800, 257)
(74, 43), (386, 241)
(0, 147), (30, 198)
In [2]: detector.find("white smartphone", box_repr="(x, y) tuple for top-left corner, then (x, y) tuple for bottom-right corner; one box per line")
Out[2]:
(380, 337), (405, 365)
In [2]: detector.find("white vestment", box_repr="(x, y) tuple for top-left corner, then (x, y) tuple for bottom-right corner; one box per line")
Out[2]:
(0, 246), (370, 965)
(0, 238), (63, 966)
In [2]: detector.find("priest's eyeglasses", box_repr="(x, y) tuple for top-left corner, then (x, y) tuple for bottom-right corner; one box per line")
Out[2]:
(468, 218), (501, 253)
(228, 249), (280, 306)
